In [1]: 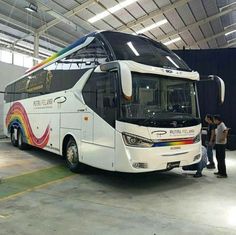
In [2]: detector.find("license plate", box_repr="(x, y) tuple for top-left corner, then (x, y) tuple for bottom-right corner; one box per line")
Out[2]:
(167, 161), (180, 169)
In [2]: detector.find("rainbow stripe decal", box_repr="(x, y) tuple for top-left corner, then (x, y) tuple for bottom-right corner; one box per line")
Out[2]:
(153, 138), (194, 147)
(26, 32), (96, 74)
(6, 102), (50, 148)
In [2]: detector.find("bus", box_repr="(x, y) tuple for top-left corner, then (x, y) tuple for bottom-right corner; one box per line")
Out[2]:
(3, 31), (225, 173)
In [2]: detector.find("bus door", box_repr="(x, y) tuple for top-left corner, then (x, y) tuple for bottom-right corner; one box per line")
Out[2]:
(81, 71), (117, 170)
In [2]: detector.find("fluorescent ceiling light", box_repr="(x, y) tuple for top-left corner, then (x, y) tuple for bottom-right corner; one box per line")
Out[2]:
(25, 3), (38, 13)
(163, 37), (181, 46)
(127, 42), (140, 56)
(135, 19), (168, 34)
(88, 0), (138, 23)
(166, 56), (179, 68)
(88, 11), (110, 23)
(225, 29), (236, 36)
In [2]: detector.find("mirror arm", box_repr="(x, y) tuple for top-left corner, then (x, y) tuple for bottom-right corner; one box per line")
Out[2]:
(199, 75), (225, 105)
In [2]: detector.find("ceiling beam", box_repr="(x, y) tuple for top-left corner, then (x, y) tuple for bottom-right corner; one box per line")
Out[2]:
(158, 2), (236, 42)
(0, 0), (75, 45)
(0, 11), (67, 48)
(189, 24), (236, 48)
(222, 38), (236, 48)
(0, 12), (35, 33)
(226, 41), (236, 48)
(0, 40), (49, 59)
(36, 0), (96, 34)
(117, 0), (191, 32)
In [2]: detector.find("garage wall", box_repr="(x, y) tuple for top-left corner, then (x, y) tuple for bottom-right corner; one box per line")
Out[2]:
(0, 61), (26, 136)
(174, 48), (236, 134)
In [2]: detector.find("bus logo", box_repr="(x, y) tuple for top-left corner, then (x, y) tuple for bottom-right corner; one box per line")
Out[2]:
(151, 130), (167, 136)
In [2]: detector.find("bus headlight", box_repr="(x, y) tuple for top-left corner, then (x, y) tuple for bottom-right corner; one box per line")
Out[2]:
(193, 133), (201, 143)
(122, 132), (153, 147)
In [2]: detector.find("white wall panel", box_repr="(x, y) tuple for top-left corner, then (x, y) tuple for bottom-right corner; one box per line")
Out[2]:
(0, 61), (26, 136)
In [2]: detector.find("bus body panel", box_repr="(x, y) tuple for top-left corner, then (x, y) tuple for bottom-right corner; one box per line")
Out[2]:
(80, 110), (115, 171)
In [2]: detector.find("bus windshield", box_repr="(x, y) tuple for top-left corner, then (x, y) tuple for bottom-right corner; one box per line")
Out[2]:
(120, 73), (200, 128)
(100, 31), (191, 71)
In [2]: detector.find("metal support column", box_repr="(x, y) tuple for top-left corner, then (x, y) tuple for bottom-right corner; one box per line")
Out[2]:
(33, 33), (39, 65)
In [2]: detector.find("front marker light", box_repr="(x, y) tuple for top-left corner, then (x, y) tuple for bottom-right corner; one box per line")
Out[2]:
(122, 132), (153, 147)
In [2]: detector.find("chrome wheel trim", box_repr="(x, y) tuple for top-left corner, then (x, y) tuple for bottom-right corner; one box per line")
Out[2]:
(66, 144), (79, 166)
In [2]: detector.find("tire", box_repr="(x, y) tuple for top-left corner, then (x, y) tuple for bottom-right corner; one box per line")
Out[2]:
(10, 130), (18, 147)
(65, 138), (85, 173)
(17, 130), (28, 150)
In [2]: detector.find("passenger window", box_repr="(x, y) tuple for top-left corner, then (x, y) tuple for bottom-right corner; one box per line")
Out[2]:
(6, 38), (109, 102)
(82, 72), (117, 127)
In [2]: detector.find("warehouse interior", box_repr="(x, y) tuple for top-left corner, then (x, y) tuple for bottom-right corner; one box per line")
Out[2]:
(0, 0), (236, 234)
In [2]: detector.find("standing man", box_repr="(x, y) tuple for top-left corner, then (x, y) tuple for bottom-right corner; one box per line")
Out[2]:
(213, 115), (228, 178)
(205, 114), (216, 169)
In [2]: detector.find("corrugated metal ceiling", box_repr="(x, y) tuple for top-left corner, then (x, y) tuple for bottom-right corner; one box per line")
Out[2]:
(0, 0), (235, 58)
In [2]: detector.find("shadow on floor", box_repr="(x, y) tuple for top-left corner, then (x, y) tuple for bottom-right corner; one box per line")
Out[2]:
(2, 139), (198, 193)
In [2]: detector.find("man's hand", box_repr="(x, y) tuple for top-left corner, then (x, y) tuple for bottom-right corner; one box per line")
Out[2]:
(209, 141), (213, 146)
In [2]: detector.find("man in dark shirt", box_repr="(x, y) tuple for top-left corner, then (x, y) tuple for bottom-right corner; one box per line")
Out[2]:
(205, 114), (216, 169)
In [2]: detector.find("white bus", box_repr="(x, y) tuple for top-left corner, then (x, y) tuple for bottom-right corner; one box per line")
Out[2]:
(3, 31), (225, 173)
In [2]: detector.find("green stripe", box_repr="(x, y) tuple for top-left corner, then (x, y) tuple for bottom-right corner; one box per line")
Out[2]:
(0, 166), (73, 199)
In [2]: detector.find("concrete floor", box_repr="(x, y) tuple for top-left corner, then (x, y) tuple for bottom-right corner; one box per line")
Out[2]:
(0, 139), (236, 235)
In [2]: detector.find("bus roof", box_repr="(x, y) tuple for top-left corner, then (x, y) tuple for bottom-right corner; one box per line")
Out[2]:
(25, 31), (97, 75)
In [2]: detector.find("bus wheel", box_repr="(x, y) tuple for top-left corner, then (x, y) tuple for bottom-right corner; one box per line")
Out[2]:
(66, 138), (85, 173)
(10, 129), (18, 147)
(17, 130), (28, 150)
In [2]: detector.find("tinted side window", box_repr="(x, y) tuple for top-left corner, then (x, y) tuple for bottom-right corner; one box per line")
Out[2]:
(4, 85), (10, 103)
(5, 38), (108, 102)
(82, 72), (117, 127)
(27, 68), (87, 98)
(14, 78), (29, 100)
(6, 68), (88, 102)
(4, 85), (14, 103)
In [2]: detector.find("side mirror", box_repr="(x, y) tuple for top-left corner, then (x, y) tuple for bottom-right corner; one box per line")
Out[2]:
(208, 75), (225, 104)
(199, 75), (225, 105)
(100, 61), (132, 99)
(120, 62), (132, 100)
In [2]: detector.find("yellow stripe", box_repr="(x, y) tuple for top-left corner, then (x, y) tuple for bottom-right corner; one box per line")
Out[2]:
(3, 165), (62, 180)
(0, 175), (75, 202)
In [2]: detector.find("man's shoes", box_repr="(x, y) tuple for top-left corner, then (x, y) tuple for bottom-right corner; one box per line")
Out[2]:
(207, 163), (215, 169)
(193, 172), (202, 178)
(214, 172), (221, 175)
(217, 175), (228, 178)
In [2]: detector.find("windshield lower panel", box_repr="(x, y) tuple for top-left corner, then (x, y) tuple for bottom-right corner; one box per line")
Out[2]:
(119, 73), (200, 128)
